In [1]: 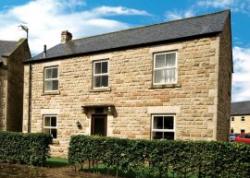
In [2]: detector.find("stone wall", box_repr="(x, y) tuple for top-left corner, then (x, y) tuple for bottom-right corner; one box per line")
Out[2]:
(22, 32), (232, 157)
(6, 39), (31, 131)
(0, 69), (7, 130)
(216, 17), (232, 141)
(0, 39), (30, 132)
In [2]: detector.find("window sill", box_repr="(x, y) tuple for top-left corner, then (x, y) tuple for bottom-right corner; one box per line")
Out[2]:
(42, 91), (60, 96)
(149, 83), (181, 89)
(89, 87), (111, 92)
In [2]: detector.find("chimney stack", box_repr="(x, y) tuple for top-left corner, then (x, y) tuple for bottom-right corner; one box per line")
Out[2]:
(61, 30), (72, 43)
(43, 44), (47, 58)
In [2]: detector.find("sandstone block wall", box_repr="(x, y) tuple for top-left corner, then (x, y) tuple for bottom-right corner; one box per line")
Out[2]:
(0, 69), (7, 130)
(0, 39), (30, 132)
(6, 40), (30, 131)
(216, 17), (232, 141)
(23, 33), (232, 157)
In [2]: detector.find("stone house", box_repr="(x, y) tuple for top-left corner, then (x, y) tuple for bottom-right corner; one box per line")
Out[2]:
(231, 101), (250, 134)
(23, 10), (232, 157)
(0, 39), (31, 131)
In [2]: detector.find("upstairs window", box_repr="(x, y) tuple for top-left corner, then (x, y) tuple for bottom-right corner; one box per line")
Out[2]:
(44, 66), (58, 92)
(93, 60), (109, 88)
(43, 115), (57, 138)
(151, 115), (175, 140)
(153, 52), (177, 85)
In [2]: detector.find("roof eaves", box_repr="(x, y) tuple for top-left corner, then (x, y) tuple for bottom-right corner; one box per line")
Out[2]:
(25, 31), (221, 64)
(231, 113), (250, 116)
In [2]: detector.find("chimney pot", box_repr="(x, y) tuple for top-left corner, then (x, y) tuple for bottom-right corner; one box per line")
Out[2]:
(61, 30), (72, 43)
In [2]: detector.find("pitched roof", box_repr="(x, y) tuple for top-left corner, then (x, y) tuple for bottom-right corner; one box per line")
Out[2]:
(0, 40), (18, 59)
(29, 10), (230, 63)
(231, 101), (250, 115)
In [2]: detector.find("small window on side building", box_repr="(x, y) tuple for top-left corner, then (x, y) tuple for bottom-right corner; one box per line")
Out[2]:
(93, 60), (109, 88)
(44, 66), (59, 92)
(43, 115), (57, 138)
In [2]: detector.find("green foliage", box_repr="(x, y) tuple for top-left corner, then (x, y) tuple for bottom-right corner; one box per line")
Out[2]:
(69, 135), (250, 178)
(46, 157), (69, 167)
(0, 131), (52, 166)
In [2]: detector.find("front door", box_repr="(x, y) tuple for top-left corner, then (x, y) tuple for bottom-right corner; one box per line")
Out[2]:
(91, 114), (107, 136)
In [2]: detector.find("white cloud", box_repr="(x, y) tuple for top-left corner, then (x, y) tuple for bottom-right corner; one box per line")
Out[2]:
(197, 0), (250, 13)
(0, 0), (150, 54)
(165, 10), (195, 21)
(232, 47), (250, 102)
(92, 6), (150, 16)
(197, 0), (234, 8)
(168, 0), (250, 21)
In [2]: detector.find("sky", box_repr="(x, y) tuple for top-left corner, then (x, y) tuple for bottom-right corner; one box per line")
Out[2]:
(0, 0), (250, 102)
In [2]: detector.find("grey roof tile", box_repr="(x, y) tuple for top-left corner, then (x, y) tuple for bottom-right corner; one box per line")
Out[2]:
(0, 40), (18, 58)
(231, 101), (250, 115)
(30, 10), (230, 62)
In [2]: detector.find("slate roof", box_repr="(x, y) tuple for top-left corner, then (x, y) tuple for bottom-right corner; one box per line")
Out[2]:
(29, 10), (230, 63)
(231, 101), (250, 115)
(0, 40), (18, 59)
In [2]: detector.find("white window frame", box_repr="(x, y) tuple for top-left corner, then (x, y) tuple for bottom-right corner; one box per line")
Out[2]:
(93, 59), (109, 89)
(43, 115), (57, 138)
(153, 51), (178, 85)
(44, 66), (59, 92)
(151, 114), (176, 140)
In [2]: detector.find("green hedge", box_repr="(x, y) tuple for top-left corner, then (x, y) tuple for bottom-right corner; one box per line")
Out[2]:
(69, 135), (250, 178)
(0, 132), (52, 166)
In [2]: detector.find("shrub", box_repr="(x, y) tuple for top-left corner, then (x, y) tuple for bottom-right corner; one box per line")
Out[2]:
(69, 135), (250, 178)
(0, 131), (52, 166)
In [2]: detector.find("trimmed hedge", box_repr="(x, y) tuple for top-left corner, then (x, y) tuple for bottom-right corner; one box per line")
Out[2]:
(0, 132), (52, 166)
(69, 135), (250, 178)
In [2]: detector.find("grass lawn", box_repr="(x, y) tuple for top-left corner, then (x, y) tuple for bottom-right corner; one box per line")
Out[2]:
(46, 157), (69, 167)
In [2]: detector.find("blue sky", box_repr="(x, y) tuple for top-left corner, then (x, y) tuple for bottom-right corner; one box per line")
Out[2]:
(0, 0), (250, 102)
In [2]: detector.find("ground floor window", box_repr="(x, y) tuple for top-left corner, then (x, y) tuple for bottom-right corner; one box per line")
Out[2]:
(151, 114), (175, 140)
(43, 115), (57, 138)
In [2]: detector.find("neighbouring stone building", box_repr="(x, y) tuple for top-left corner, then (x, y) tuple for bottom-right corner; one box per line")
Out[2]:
(231, 101), (250, 134)
(23, 10), (232, 157)
(0, 39), (31, 131)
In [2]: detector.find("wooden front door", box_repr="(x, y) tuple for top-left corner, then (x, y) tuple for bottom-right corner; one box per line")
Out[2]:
(91, 114), (107, 136)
